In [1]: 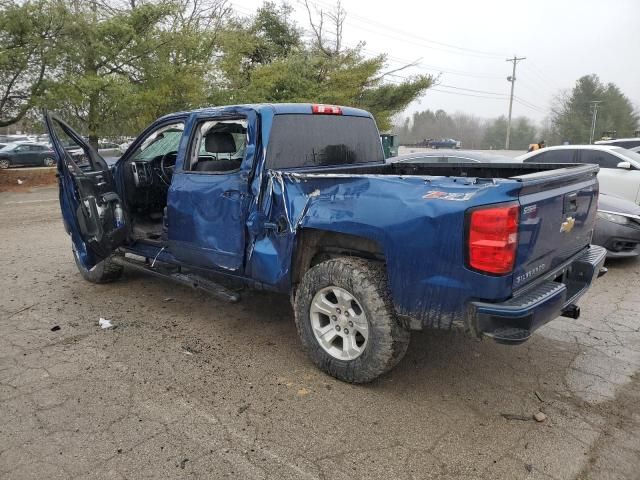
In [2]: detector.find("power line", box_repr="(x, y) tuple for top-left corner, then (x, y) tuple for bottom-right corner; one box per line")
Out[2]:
(360, 48), (505, 80)
(513, 97), (548, 115)
(429, 88), (507, 100)
(438, 84), (506, 96)
(299, 0), (508, 59)
(521, 62), (564, 94)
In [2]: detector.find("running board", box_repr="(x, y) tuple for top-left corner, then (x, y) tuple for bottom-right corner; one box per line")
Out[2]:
(111, 256), (240, 303)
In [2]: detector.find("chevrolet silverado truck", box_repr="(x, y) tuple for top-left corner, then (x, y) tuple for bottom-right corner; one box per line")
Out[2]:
(44, 104), (606, 383)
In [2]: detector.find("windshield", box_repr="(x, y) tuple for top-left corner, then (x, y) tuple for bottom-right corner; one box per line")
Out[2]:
(0, 143), (19, 151)
(132, 123), (184, 161)
(613, 147), (640, 166)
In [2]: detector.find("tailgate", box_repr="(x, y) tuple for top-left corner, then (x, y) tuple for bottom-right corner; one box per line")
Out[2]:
(513, 165), (599, 290)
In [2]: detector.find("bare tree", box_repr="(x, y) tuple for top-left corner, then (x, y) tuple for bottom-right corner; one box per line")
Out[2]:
(303, 0), (346, 56)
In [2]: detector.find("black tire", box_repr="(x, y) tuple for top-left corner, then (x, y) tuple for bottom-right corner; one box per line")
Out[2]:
(0, 158), (10, 169)
(43, 157), (55, 167)
(294, 257), (410, 383)
(72, 247), (123, 284)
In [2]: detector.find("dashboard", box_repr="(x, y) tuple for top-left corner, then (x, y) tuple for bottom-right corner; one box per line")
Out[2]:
(130, 153), (176, 188)
(124, 154), (177, 215)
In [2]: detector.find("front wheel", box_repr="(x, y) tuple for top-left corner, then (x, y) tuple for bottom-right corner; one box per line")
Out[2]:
(0, 159), (10, 169)
(294, 257), (410, 383)
(72, 246), (123, 284)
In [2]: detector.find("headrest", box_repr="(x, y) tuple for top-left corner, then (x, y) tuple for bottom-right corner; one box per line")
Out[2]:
(204, 132), (236, 153)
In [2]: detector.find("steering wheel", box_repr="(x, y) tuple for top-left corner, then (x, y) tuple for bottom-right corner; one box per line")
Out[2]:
(159, 152), (177, 184)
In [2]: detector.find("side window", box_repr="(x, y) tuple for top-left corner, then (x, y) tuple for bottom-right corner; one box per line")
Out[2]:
(545, 150), (576, 163)
(580, 150), (620, 169)
(525, 151), (549, 163)
(186, 119), (247, 173)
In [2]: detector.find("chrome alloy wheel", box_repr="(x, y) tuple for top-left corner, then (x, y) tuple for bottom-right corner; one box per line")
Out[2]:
(309, 286), (369, 360)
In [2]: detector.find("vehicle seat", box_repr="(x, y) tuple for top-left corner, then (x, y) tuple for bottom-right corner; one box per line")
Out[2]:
(194, 132), (241, 172)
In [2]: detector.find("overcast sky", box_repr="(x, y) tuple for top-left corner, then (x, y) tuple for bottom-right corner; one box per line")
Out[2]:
(234, 0), (640, 124)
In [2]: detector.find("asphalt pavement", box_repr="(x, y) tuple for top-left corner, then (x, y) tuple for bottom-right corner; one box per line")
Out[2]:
(1, 187), (639, 480)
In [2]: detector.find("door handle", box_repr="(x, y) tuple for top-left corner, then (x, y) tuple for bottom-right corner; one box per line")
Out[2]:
(222, 190), (245, 200)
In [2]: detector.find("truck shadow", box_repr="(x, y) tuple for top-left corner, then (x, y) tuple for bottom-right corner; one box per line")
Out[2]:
(118, 269), (581, 401)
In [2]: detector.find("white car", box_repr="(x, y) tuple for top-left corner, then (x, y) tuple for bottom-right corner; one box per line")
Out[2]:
(518, 145), (640, 205)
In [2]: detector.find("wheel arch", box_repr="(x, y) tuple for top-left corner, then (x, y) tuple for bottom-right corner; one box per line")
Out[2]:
(291, 228), (386, 289)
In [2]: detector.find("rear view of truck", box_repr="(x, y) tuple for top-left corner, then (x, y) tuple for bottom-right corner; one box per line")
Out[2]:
(467, 164), (607, 344)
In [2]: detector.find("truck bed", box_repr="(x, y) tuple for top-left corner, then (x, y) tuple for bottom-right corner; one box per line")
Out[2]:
(287, 161), (597, 183)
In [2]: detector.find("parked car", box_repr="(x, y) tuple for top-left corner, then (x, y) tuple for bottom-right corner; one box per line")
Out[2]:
(44, 104), (606, 383)
(630, 146), (640, 155)
(593, 194), (640, 258)
(0, 143), (6, 150)
(595, 138), (640, 149)
(0, 134), (30, 143)
(0, 142), (56, 168)
(98, 141), (124, 158)
(388, 149), (513, 164)
(429, 138), (460, 149)
(518, 145), (640, 204)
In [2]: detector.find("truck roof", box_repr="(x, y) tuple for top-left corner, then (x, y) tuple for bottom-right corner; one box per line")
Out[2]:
(156, 103), (374, 122)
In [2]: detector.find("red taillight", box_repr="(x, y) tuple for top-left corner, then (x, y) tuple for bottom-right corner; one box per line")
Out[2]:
(468, 203), (519, 275)
(312, 104), (343, 115)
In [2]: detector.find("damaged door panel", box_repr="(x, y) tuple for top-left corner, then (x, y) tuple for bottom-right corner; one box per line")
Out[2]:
(43, 111), (127, 269)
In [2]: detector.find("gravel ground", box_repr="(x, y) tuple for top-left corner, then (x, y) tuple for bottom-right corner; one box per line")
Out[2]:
(1, 187), (639, 480)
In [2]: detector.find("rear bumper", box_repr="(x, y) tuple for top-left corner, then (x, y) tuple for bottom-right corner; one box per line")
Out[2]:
(470, 245), (607, 344)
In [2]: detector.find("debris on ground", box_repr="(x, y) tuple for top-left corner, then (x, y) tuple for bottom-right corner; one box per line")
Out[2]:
(179, 458), (188, 469)
(237, 404), (249, 414)
(163, 297), (175, 302)
(501, 413), (532, 421)
(8, 303), (37, 319)
(17, 179), (23, 185)
(98, 318), (113, 329)
(525, 463), (533, 472)
(535, 391), (545, 402)
(533, 412), (547, 422)
(50, 325), (61, 332)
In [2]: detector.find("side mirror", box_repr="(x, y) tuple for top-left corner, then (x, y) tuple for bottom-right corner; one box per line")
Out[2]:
(616, 161), (631, 169)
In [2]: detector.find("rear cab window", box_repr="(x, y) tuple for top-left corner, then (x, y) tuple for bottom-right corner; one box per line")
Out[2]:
(265, 114), (383, 169)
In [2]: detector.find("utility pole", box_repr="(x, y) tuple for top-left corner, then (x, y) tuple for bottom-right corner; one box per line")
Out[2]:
(589, 100), (602, 144)
(505, 55), (526, 149)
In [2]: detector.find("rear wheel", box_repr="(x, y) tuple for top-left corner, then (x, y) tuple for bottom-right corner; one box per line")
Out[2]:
(294, 257), (410, 383)
(43, 157), (55, 167)
(0, 159), (10, 169)
(72, 246), (123, 284)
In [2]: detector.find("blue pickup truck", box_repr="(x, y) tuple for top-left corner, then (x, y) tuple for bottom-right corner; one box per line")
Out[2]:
(44, 104), (606, 383)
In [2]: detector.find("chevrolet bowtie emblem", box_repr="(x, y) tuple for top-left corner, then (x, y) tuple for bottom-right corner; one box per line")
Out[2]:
(560, 216), (576, 233)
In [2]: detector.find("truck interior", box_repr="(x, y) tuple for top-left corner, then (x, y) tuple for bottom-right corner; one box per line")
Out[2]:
(119, 119), (248, 244)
